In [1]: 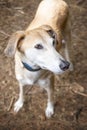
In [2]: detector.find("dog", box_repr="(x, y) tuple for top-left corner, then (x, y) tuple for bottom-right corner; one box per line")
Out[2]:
(4, 0), (73, 118)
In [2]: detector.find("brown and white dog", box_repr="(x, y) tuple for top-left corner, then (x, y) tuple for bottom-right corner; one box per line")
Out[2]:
(5, 0), (73, 118)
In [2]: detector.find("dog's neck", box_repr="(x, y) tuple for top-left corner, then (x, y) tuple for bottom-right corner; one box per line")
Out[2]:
(17, 51), (41, 72)
(22, 61), (41, 72)
(22, 57), (41, 72)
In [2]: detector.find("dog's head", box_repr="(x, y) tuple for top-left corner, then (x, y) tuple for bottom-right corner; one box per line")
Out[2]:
(4, 25), (70, 74)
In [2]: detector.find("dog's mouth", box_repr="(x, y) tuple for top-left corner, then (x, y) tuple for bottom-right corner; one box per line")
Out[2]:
(41, 66), (47, 70)
(39, 60), (70, 74)
(22, 58), (70, 74)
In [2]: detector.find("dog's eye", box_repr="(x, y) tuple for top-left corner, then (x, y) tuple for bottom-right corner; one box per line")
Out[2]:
(53, 40), (55, 46)
(34, 44), (43, 49)
(53, 40), (56, 46)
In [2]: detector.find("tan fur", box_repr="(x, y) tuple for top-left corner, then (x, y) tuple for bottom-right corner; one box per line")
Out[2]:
(27, 0), (69, 49)
(4, 0), (73, 118)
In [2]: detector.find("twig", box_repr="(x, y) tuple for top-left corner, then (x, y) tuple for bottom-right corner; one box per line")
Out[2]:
(70, 5), (86, 11)
(72, 90), (87, 97)
(25, 85), (33, 95)
(76, 0), (85, 5)
(28, 89), (44, 95)
(0, 30), (10, 37)
(7, 96), (15, 111)
(0, 2), (6, 5)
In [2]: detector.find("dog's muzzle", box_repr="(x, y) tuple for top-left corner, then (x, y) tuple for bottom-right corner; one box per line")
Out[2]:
(59, 60), (70, 71)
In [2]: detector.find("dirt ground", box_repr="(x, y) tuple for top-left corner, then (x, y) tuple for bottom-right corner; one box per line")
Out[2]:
(0, 0), (87, 130)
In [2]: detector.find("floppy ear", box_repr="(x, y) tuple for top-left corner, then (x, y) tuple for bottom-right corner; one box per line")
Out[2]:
(40, 25), (57, 39)
(40, 25), (62, 50)
(4, 31), (25, 57)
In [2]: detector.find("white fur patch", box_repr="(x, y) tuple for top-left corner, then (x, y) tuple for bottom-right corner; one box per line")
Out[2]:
(45, 102), (54, 118)
(14, 99), (23, 112)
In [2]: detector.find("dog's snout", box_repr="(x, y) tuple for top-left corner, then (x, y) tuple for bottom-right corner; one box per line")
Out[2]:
(59, 60), (70, 71)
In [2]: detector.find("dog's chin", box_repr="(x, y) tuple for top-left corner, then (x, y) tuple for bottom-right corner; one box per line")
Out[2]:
(41, 66), (64, 75)
(41, 66), (47, 70)
(51, 70), (64, 75)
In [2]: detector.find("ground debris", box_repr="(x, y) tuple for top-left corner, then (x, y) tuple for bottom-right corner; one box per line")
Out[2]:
(7, 96), (15, 112)
(69, 82), (87, 97)
(0, 0), (87, 129)
(76, 0), (85, 5)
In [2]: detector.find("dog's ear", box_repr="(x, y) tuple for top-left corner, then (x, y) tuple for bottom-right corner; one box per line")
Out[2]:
(40, 25), (62, 50)
(40, 25), (56, 38)
(46, 29), (56, 39)
(41, 25), (59, 43)
(4, 31), (25, 57)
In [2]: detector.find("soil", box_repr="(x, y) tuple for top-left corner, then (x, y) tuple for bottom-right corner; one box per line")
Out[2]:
(0, 0), (87, 130)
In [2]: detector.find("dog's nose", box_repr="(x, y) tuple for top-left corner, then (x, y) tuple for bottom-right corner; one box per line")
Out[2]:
(59, 60), (70, 71)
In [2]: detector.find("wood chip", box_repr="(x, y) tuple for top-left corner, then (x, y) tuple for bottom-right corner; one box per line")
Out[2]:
(70, 82), (87, 97)
(70, 82), (84, 93)
(7, 96), (15, 111)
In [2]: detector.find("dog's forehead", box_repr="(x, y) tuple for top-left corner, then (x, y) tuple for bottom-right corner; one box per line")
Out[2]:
(26, 29), (50, 39)
(24, 29), (51, 45)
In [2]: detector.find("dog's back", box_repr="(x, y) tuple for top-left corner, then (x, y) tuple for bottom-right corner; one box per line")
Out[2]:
(27, 0), (69, 32)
